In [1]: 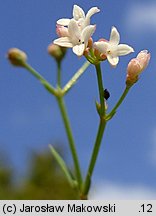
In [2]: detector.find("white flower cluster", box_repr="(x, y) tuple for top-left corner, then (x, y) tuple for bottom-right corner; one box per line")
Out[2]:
(53, 5), (134, 67)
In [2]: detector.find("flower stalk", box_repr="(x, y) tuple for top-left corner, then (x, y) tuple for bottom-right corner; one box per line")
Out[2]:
(23, 62), (57, 96)
(55, 60), (83, 190)
(81, 119), (106, 199)
(62, 61), (90, 94)
(81, 63), (106, 199)
(57, 61), (62, 88)
(95, 63), (105, 116)
(56, 97), (82, 188)
(106, 86), (131, 121)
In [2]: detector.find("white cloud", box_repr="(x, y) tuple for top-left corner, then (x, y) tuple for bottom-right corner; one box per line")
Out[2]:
(90, 181), (156, 199)
(126, 3), (156, 33)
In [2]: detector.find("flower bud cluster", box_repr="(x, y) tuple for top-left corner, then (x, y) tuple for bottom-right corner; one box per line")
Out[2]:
(52, 4), (150, 82)
(7, 4), (150, 88)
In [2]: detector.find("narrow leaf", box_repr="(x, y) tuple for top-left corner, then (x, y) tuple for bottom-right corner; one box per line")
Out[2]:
(49, 145), (77, 188)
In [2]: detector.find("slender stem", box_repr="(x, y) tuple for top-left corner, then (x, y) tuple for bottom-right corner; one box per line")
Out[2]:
(63, 61), (90, 94)
(106, 86), (131, 120)
(57, 97), (82, 188)
(57, 61), (61, 88)
(81, 63), (106, 199)
(23, 62), (57, 96)
(89, 48), (95, 58)
(24, 61), (83, 190)
(56, 61), (82, 189)
(95, 63), (105, 116)
(81, 119), (106, 199)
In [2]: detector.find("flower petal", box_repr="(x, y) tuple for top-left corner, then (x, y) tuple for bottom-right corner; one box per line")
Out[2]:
(81, 25), (96, 45)
(77, 18), (85, 29)
(68, 19), (81, 44)
(137, 50), (150, 70)
(137, 50), (149, 59)
(73, 44), (85, 56)
(84, 7), (100, 26)
(127, 59), (141, 76)
(94, 41), (109, 54)
(86, 7), (100, 19)
(54, 37), (73, 48)
(109, 26), (120, 45)
(117, 44), (134, 56)
(73, 5), (85, 20)
(107, 55), (119, 67)
(57, 18), (71, 26)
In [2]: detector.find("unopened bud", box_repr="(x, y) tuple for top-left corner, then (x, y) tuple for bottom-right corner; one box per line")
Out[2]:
(56, 25), (69, 37)
(94, 48), (107, 61)
(93, 39), (108, 62)
(94, 48), (100, 58)
(48, 43), (66, 62)
(7, 48), (27, 67)
(88, 38), (93, 48)
(126, 50), (150, 86)
(100, 53), (107, 61)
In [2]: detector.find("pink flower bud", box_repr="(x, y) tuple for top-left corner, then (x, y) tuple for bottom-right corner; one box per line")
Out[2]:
(136, 50), (150, 71)
(126, 50), (150, 86)
(56, 25), (69, 37)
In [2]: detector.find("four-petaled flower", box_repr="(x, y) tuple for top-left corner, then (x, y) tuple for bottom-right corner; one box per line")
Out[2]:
(54, 5), (99, 57)
(57, 5), (100, 30)
(54, 19), (96, 56)
(94, 27), (134, 67)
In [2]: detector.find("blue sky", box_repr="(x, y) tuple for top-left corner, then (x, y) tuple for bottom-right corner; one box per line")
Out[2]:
(0, 0), (156, 198)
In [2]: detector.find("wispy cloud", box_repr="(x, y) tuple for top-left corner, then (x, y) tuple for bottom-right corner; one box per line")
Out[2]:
(90, 181), (156, 199)
(126, 3), (156, 33)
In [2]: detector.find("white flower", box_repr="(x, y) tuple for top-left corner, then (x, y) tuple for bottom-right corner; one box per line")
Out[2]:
(54, 5), (99, 56)
(94, 27), (134, 67)
(57, 5), (100, 30)
(54, 19), (96, 56)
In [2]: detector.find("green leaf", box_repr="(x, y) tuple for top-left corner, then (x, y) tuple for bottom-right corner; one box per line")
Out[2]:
(49, 145), (78, 188)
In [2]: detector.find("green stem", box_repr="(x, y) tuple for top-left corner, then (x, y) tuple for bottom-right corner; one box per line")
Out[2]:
(24, 61), (83, 190)
(23, 62), (57, 96)
(57, 61), (61, 88)
(57, 97), (82, 188)
(95, 63), (105, 116)
(63, 61), (90, 94)
(106, 86), (131, 120)
(89, 48), (95, 58)
(81, 63), (106, 199)
(81, 119), (106, 199)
